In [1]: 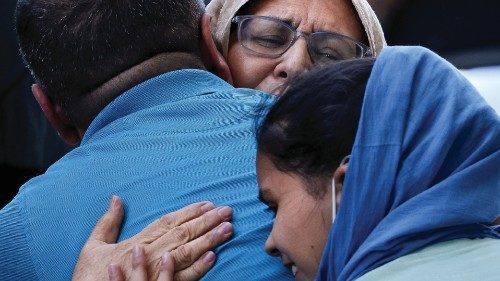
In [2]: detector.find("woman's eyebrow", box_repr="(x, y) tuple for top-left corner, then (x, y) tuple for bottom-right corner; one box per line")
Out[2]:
(261, 14), (295, 27)
(278, 17), (294, 27)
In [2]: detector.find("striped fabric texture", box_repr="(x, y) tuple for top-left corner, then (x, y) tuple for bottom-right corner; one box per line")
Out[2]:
(0, 70), (293, 280)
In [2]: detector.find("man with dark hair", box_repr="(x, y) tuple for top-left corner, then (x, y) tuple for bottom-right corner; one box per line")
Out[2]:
(16, 0), (208, 137)
(0, 0), (290, 279)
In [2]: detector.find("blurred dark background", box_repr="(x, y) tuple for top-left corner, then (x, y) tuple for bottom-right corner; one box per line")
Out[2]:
(1, 0), (72, 207)
(1, 0), (499, 207)
(368, 0), (500, 69)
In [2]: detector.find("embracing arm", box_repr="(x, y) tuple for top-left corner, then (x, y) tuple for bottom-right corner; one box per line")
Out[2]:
(73, 196), (234, 281)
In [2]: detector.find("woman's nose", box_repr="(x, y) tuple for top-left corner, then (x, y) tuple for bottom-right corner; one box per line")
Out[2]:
(273, 38), (313, 82)
(264, 234), (281, 257)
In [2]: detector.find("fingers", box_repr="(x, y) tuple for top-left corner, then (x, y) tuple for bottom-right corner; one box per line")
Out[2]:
(173, 251), (216, 281)
(130, 246), (148, 281)
(134, 202), (216, 243)
(148, 206), (232, 261)
(170, 221), (233, 270)
(108, 264), (125, 281)
(111, 246), (152, 281)
(158, 252), (175, 281)
(90, 195), (124, 244)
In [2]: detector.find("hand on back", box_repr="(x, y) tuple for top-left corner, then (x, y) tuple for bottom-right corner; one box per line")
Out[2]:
(73, 196), (234, 281)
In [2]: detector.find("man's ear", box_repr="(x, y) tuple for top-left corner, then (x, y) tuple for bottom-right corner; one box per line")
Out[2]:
(32, 84), (81, 146)
(200, 14), (233, 84)
(333, 164), (348, 206)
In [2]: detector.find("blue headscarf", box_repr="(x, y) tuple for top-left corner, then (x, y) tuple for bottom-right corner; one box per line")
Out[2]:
(316, 46), (500, 281)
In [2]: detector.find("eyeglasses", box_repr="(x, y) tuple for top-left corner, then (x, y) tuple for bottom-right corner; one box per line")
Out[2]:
(232, 15), (372, 64)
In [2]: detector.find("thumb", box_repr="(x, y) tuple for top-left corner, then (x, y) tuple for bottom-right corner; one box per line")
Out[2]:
(89, 195), (124, 244)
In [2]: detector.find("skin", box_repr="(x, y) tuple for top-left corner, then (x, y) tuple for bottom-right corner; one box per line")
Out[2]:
(256, 153), (333, 281)
(73, 197), (234, 281)
(226, 0), (366, 95)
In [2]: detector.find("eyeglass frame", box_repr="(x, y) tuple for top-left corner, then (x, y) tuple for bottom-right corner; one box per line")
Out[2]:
(231, 15), (372, 62)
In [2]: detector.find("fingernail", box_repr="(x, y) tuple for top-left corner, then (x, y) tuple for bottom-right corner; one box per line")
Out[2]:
(108, 264), (119, 279)
(202, 251), (215, 264)
(201, 202), (215, 213)
(109, 195), (120, 213)
(217, 222), (233, 235)
(217, 206), (232, 219)
(132, 245), (144, 268)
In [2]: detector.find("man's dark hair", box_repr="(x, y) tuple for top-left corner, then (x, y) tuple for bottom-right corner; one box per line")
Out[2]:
(16, 0), (204, 104)
(257, 58), (375, 198)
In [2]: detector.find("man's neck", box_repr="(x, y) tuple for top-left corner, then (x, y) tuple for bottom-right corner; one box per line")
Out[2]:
(71, 52), (206, 132)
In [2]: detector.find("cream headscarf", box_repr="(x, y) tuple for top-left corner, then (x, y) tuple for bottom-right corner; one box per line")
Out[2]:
(206, 0), (386, 58)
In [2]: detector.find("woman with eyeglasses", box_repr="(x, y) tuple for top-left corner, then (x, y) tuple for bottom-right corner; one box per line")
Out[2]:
(206, 0), (385, 96)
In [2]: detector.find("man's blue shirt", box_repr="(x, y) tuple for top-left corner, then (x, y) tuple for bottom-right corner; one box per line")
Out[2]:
(0, 70), (292, 280)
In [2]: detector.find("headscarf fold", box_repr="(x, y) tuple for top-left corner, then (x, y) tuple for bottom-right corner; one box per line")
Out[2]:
(206, 0), (386, 58)
(316, 46), (500, 281)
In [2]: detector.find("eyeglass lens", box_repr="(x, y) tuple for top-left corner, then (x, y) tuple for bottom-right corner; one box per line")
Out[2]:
(239, 17), (295, 56)
(237, 16), (368, 63)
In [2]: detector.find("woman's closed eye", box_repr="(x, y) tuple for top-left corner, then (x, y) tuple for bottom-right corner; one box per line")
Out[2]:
(266, 204), (278, 219)
(258, 188), (278, 217)
(251, 35), (287, 48)
(317, 47), (342, 60)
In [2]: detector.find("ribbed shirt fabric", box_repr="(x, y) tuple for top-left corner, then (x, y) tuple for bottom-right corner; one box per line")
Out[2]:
(0, 70), (293, 280)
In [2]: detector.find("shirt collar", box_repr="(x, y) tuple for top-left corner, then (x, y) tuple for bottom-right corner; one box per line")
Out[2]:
(81, 69), (234, 144)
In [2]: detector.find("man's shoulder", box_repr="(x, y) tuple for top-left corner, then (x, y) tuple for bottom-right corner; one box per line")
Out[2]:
(0, 175), (109, 280)
(92, 69), (274, 133)
(0, 196), (25, 229)
(137, 69), (273, 102)
(0, 197), (39, 280)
